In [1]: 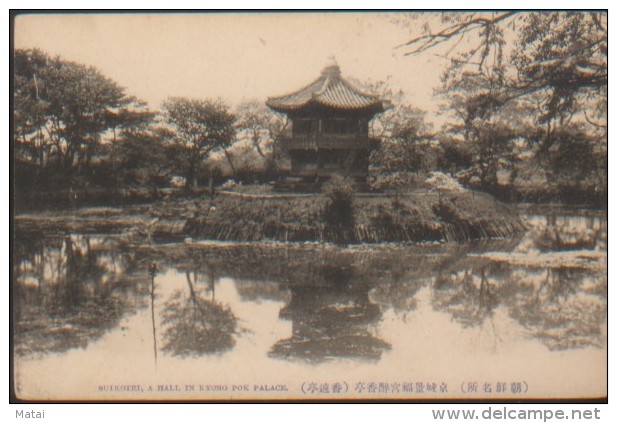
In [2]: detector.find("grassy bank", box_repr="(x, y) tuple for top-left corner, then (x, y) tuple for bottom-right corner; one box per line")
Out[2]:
(14, 205), (152, 235)
(14, 187), (526, 244)
(179, 189), (526, 244)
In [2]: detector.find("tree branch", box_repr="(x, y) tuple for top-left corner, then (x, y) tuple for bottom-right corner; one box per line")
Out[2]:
(396, 12), (517, 55)
(583, 110), (607, 129)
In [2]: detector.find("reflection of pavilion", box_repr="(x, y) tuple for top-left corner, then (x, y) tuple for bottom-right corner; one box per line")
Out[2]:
(270, 281), (390, 362)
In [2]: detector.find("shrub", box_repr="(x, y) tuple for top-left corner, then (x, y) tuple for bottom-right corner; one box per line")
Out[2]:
(425, 171), (464, 202)
(321, 174), (356, 227)
(369, 171), (420, 192)
(220, 179), (237, 190)
(425, 171), (464, 192)
(432, 199), (462, 224)
(170, 176), (186, 188)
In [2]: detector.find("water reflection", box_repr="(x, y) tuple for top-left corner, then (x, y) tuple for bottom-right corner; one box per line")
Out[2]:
(503, 268), (607, 350)
(523, 213), (607, 252)
(270, 268), (390, 362)
(13, 235), (147, 356)
(430, 261), (607, 350)
(160, 271), (238, 356)
(13, 213), (607, 364)
(432, 266), (499, 328)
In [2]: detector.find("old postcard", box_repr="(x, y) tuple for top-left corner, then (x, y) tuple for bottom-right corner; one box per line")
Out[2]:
(12, 11), (607, 401)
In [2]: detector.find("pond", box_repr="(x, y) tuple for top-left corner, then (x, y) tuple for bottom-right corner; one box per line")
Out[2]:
(12, 211), (607, 400)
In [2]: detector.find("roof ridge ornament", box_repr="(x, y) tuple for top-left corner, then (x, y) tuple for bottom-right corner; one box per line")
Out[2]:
(321, 56), (341, 77)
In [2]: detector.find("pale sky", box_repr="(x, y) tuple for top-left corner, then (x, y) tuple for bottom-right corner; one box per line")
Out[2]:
(14, 13), (448, 122)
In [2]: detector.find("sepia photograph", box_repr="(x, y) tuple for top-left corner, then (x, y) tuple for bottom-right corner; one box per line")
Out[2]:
(11, 11), (607, 402)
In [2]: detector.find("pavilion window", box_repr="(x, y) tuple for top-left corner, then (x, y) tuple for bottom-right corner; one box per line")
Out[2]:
(323, 118), (355, 135)
(293, 119), (313, 135)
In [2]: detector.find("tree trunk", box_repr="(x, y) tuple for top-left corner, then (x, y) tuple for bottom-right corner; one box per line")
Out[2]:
(224, 149), (236, 178)
(187, 153), (200, 189)
(186, 163), (198, 189)
(209, 167), (214, 198)
(253, 131), (267, 159)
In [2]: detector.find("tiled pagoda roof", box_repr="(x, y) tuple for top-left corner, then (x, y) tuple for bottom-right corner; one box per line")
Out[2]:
(266, 62), (388, 114)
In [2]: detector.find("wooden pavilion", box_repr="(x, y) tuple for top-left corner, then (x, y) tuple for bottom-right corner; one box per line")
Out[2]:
(266, 59), (390, 190)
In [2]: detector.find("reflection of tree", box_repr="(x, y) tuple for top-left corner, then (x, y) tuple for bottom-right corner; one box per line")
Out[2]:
(431, 265), (499, 328)
(161, 271), (237, 356)
(369, 260), (429, 314)
(133, 241), (606, 354)
(503, 268), (607, 350)
(233, 280), (291, 303)
(13, 234), (136, 355)
(431, 260), (607, 351)
(270, 268), (390, 363)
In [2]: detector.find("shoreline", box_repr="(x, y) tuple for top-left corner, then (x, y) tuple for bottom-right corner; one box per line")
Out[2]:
(14, 189), (529, 244)
(15, 189), (607, 246)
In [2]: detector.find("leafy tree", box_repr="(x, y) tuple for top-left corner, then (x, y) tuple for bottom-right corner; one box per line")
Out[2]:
(162, 97), (236, 188)
(425, 171), (464, 203)
(398, 12), (606, 100)
(111, 126), (175, 189)
(544, 123), (607, 194)
(438, 71), (526, 191)
(14, 48), (153, 181)
(362, 80), (434, 175)
(388, 105), (436, 173)
(396, 12), (607, 196)
(435, 135), (474, 174)
(14, 49), (50, 168)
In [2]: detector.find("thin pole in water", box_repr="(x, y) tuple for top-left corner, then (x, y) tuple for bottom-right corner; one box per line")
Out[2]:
(149, 262), (159, 370)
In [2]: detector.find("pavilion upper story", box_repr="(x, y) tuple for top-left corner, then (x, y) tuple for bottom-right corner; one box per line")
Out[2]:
(266, 59), (390, 150)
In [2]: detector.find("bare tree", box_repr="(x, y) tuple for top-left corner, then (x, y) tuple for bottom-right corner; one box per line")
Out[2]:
(235, 99), (289, 172)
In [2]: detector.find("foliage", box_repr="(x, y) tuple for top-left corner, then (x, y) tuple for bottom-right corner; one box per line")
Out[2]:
(321, 174), (356, 228)
(397, 12), (607, 197)
(161, 290), (237, 357)
(363, 80), (435, 175)
(14, 48), (153, 179)
(436, 136), (474, 174)
(543, 123), (606, 190)
(425, 171), (464, 203)
(399, 12), (606, 105)
(13, 236), (133, 355)
(162, 97), (236, 188)
(110, 126), (175, 188)
(370, 171), (420, 192)
(212, 145), (278, 183)
(234, 100), (289, 175)
(437, 72), (527, 191)
(425, 171), (464, 193)
(183, 185), (524, 244)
